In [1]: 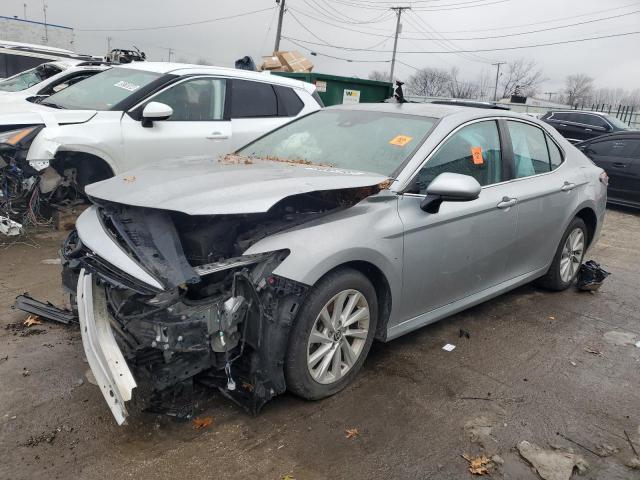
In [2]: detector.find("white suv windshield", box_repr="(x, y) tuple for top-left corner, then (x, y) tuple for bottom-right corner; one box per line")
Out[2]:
(42, 67), (163, 110)
(0, 64), (62, 92)
(239, 109), (436, 176)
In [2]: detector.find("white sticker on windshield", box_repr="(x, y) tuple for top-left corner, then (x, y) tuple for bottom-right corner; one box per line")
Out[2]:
(113, 80), (141, 92)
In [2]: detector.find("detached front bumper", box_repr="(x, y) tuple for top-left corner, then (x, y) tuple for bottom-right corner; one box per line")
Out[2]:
(77, 269), (137, 425)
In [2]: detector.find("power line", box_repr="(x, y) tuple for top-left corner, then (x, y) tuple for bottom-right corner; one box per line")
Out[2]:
(76, 6), (276, 32)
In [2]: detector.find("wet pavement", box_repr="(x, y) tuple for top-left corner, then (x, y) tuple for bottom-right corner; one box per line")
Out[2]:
(1, 208), (639, 480)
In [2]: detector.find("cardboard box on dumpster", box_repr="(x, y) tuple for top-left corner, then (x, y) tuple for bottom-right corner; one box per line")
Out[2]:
(260, 51), (313, 72)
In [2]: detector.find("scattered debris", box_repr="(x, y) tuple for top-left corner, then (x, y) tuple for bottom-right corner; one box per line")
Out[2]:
(576, 260), (610, 291)
(0, 355), (8, 364)
(192, 417), (213, 430)
(0, 215), (23, 236)
(549, 316), (556, 320)
(281, 474), (295, 480)
(464, 416), (496, 449)
(40, 258), (61, 265)
(636, 341), (640, 349)
(22, 368), (30, 377)
(6, 322), (47, 337)
(123, 175), (136, 183)
(584, 347), (603, 356)
(603, 331), (637, 347)
(84, 369), (97, 386)
(14, 293), (78, 325)
(23, 315), (42, 327)
(461, 454), (492, 475)
(459, 329), (471, 339)
(23, 427), (61, 447)
(517, 440), (588, 480)
(442, 343), (456, 352)
(594, 444), (619, 457)
(345, 428), (359, 439)
(491, 454), (504, 465)
(626, 457), (640, 470)
(569, 361), (577, 366)
(556, 432), (601, 457)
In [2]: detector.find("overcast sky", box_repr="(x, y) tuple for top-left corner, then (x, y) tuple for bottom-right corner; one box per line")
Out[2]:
(3, 0), (640, 93)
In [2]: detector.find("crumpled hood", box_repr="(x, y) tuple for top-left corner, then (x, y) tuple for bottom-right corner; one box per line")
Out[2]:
(0, 106), (97, 127)
(86, 157), (389, 215)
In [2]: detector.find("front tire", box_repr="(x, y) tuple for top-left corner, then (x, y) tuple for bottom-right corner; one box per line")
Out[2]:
(537, 217), (587, 291)
(285, 268), (378, 400)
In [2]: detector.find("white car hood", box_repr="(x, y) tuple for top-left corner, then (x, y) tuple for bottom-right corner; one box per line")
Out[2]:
(86, 157), (389, 216)
(0, 105), (97, 127)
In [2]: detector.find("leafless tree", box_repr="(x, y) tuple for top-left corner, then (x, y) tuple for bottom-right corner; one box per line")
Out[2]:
(406, 67), (451, 97)
(368, 70), (390, 82)
(499, 58), (545, 99)
(475, 69), (493, 101)
(565, 74), (594, 106)
(448, 67), (479, 99)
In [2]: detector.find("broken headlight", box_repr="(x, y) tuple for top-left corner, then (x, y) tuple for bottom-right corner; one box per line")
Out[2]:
(0, 126), (43, 162)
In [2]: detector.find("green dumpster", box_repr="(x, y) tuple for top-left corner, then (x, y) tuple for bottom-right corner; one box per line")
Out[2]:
(272, 72), (393, 107)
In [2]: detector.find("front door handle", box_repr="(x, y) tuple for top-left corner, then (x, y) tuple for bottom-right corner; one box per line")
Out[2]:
(206, 131), (229, 140)
(561, 182), (576, 192)
(559, 124), (567, 127)
(584, 128), (593, 132)
(497, 197), (517, 209)
(612, 162), (627, 168)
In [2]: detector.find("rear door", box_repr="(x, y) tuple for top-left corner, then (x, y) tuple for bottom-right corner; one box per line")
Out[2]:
(582, 137), (640, 204)
(121, 76), (231, 169)
(502, 119), (582, 276)
(228, 79), (304, 150)
(397, 119), (518, 322)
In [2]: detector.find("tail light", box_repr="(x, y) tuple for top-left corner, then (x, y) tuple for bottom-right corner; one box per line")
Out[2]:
(599, 171), (609, 186)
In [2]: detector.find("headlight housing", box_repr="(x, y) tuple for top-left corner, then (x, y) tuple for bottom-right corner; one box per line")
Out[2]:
(0, 126), (42, 148)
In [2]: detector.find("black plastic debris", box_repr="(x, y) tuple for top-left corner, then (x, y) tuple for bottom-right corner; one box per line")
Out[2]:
(234, 56), (257, 71)
(576, 260), (610, 291)
(14, 293), (78, 325)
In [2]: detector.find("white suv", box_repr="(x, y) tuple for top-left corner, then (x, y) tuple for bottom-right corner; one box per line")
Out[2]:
(0, 59), (110, 105)
(0, 62), (322, 194)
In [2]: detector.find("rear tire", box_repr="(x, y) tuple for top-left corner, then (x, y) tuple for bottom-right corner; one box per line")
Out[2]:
(285, 268), (378, 400)
(536, 217), (587, 291)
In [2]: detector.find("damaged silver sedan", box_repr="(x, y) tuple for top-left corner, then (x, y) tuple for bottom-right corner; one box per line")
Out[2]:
(65, 103), (607, 424)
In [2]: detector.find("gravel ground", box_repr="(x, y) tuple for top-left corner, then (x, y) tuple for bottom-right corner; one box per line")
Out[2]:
(1, 208), (639, 480)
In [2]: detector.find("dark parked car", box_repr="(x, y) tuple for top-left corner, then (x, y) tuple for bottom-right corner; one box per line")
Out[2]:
(576, 131), (640, 208)
(541, 110), (633, 143)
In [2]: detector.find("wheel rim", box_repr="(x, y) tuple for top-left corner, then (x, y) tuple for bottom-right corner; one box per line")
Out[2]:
(560, 227), (585, 283)
(306, 289), (370, 385)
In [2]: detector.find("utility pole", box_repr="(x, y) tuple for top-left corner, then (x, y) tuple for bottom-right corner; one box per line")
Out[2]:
(107, 36), (112, 54)
(274, 0), (286, 52)
(168, 48), (174, 62)
(492, 61), (505, 101)
(544, 92), (556, 101)
(42, 0), (48, 43)
(23, 3), (27, 20)
(389, 6), (410, 82)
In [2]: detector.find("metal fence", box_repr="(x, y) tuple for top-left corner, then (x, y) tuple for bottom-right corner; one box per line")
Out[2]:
(406, 95), (640, 129)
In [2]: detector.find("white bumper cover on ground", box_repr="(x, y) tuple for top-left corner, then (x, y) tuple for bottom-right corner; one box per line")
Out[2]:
(77, 269), (136, 424)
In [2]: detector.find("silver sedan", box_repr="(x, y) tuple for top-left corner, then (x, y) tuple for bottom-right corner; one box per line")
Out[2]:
(70, 103), (607, 423)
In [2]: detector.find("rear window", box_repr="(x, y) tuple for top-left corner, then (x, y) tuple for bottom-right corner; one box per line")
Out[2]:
(230, 79), (278, 118)
(239, 109), (436, 176)
(0, 63), (62, 92)
(41, 67), (163, 110)
(274, 85), (304, 116)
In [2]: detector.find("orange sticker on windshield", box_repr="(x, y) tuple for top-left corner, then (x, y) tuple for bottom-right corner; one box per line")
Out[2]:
(471, 146), (483, 165)
(389, 135), (413, 147)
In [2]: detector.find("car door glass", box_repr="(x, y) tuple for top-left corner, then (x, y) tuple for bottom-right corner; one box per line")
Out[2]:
(231, 80), (278, 118)
(584, 115), (607, 128)
(416, 120), (502, 193)
(507, 121), (551, 177)
(546, 135), (563, 170)
(274, 86), (304, 116)
(588, 139), (638, 158)
(151, 78), (226, 121)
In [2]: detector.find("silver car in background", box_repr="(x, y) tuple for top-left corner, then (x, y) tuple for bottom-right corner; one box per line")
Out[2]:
(67, 103), (607, 423)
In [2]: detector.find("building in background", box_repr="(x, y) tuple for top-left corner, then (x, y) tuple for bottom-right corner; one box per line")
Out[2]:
(0, 15), (74, 50)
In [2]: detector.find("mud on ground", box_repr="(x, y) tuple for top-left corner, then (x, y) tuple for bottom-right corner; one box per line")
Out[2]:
(1, 209), (639, 480)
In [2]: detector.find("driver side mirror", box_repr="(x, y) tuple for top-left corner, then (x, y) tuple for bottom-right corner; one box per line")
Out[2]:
(141, 102), (173, 128)
(420, 172), (481, 213)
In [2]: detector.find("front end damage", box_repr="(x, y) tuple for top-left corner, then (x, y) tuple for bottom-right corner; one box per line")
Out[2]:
(67, 185), (380, 424)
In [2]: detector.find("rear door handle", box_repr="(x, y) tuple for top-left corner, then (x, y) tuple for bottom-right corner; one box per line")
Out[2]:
(497, 197), (517, 209)
(206, 131), (229, 140)
(561, 182), (576, 192)
(612, 162), (627, 168)
(559, 124), (567, 127)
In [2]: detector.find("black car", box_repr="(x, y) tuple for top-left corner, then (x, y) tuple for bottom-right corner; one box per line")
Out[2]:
(576, 131), (640, 208)
(541, 110), (633, 143)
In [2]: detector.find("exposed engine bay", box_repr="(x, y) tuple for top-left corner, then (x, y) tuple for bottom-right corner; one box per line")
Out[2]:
(64, 185), (381, 420)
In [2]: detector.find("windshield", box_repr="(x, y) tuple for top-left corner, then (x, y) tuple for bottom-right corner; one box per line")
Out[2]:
(239, 109), (437, 176)
(42, 67), (163, 110)
(0, 63), (62, 92)
(605, 115), (631, 130)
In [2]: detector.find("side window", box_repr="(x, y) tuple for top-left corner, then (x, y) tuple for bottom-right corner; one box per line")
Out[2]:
(588, 139), (639, 158)
(546, 135), (563, 170)
(231, 79), (278, 118)
(150, 77), (226, 121)
(507, 121), (551, 177)
(583, 115), (607, 128)
(550, 112), (570, 122)
(416, 120), (502, 193)
(274, 86), (304, 116)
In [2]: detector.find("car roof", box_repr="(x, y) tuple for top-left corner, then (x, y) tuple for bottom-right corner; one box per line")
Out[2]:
(577, 131), (640, 143)
(116, 62), (315, 91)
(326, 102), (536, 122)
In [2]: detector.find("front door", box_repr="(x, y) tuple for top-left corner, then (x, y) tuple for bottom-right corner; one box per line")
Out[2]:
(396, 120), (518, 324)
(121, 76), (231, 170)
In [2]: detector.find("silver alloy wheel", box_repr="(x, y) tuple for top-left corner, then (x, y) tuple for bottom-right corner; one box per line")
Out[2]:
(560, 227), (585, 283)
(306, 289), (370, 385)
